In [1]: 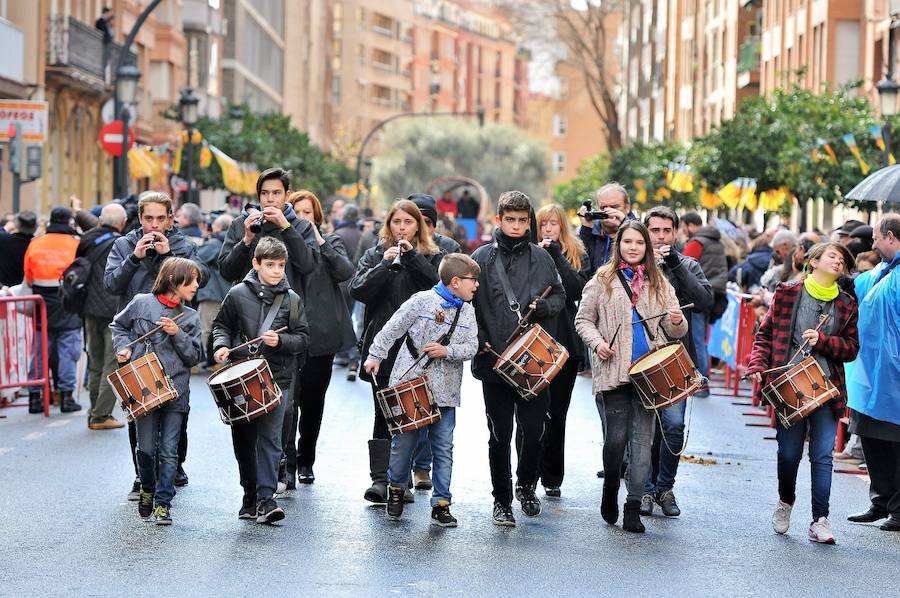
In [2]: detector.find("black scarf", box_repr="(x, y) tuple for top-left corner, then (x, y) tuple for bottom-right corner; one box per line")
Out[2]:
(495, 230), (529, 255)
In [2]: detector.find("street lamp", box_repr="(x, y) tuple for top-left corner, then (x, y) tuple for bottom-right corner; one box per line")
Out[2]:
(229, 105), (244, 136)
(179, 87), (200, 204)
(116, 61), (140, 199)
(878, 24), (899, 168)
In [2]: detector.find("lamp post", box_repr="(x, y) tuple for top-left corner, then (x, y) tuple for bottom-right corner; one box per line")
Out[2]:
(179, 87), (200, 204)
(115, 62), (140, 200)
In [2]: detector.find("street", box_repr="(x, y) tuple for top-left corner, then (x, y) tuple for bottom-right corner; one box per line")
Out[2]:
(1, 367), (897, 597)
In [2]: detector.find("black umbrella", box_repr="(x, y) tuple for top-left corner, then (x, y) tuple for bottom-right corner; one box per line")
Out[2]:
(845, 164), (900, 204)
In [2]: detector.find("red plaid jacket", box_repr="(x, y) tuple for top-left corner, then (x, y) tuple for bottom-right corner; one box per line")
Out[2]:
(746, 280), (859, 413)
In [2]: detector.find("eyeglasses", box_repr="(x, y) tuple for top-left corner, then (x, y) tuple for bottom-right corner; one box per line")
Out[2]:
(459, 276), (479, 281)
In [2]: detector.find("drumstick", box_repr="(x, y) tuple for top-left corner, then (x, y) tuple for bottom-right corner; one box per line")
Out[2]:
(742, 313), (830, 380)
(504, 285), (553, 346)
(631, 303), (695, 326)
(123, 313), (186, 349)
(228, 326), (288, 354)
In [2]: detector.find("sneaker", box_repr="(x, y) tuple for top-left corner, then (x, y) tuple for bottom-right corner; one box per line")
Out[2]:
(772, 500), (793, 534)
(431, 500), (458, 527)
(808, 517), (836, 544)
(386, 484), (405, 520)
(833, 452), (864, 465)
(544, 485), (561, 498)
(413, 468), (432, 490)
(239, 495), (257, 519)
(694, 385), (710, 398)
(655, 489), (681, 517)
(88, 416), (125, 430)
(492, 502), (516, 527)
(152, 505), (172, 526)
(138, 487), (154, 518)
(174, 467), (189, 487)
(515, 485), (541, 517)
(346, 361), (358, 382)
(297, 466), (315, 484)
(127, 478), (141, 501)
(640, 494), (655, 516)
(256, 498), (285, 524)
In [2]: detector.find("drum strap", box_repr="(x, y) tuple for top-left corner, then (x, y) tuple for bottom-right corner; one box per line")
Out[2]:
(257, 293), (285, 338)
(398, 306), (462, 379)
(616, 270), (655, 342)
(493, 251), (523, 320)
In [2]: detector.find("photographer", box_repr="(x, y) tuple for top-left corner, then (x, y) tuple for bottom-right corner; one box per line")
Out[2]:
(577, 183), (637, 272)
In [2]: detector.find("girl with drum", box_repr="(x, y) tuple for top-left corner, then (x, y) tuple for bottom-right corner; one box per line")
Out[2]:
(534, 204), (591, 497)
(281, 191), (357, 488)
(746, 242), (859, 544)
(350, 199), (444, 504)
(575, 221), (687, 533)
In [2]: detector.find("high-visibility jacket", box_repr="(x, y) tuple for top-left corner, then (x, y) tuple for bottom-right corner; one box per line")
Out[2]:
(24, 232), (79, 287)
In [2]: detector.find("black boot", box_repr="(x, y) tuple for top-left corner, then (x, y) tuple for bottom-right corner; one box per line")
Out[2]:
(623, 499), (646, 533)
(60, 391), (82, 413)
(28, 391), (42, 414)
(364, 439), (391, 504)
(601, 483), (619, 524)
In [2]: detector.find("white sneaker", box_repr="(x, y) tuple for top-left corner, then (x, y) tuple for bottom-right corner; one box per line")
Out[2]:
(772, 500), (793, 534)
(808, 517), (836, 544)
(275, 481), (287, 495)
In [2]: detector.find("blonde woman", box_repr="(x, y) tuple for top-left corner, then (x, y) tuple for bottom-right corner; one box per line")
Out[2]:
(575, 221), (688, 533)
(534, 204), (591, 497)
(349, 199), (443, 504)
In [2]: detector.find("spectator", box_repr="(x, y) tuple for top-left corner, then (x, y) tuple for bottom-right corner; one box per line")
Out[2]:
(329, 198), (346, 228)
(95, 7), (114, 44)
(23, 207), (82, 414)
(0, 210), (37, 287)
(759, 229), (798, 292)
(577, 183), (636, 272)
(457, 189), (480, 220)
(332, 203), (363, 373)
(408, 193), (462, 254)
(835, 219), (865, 246)
(855, 250), (879, 274)
(176, 203), (205, 247)
(729, 233), (774, 291)
(847, 225), (873, 257)
(436, 190), (458, 218)
(195, 214), (233, 368)
(79, 203), (127, 429)
(332, 203), (362, 264)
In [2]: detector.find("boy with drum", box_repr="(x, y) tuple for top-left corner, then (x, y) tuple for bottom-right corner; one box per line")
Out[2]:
(212, 237), (309, 524)
(111, 257), (205, 525)
(363, 253), (480, 526)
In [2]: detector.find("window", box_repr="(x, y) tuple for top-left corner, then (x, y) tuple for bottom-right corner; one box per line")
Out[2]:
(332, 75), (342, 105)
(552, 114), (567, 137)
(332, 40), (342, 70)
(552, 152), (566, 175)
(358, 44), (365, 66)
(149, 61), (172, 100)
(244, 17), (283, 92)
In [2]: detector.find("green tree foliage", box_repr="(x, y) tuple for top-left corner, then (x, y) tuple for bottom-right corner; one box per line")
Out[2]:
(607, 140), (696, 210)
(177, 108), (353, 200)
(553, 153), (610, 211)
(371, 118), (549, 208)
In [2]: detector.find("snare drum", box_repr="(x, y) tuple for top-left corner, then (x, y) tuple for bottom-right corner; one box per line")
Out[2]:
(629, 342), (702, 412)
(760, 356), (839, 428)
(107, 352), (178, 421)
(376, 376), (441, 436)
(207, 358), (283, 425)
(493, 324), (569, 400)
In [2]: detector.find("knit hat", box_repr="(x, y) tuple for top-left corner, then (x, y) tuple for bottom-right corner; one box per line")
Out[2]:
(49, 206), (73, 225)
(407, 193), (437, 225)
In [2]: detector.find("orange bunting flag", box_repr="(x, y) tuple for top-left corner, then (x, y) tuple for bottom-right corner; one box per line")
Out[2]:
(633, 179), (648, 204)
(842, 133), (870, 175)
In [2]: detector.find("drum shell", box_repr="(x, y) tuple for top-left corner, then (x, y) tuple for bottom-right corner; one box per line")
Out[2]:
(493, 325), (569, 400)
(107, 352), (178, 421)
(628, 342), (701, 411)
(376, 376), (441, 436)
(207, 359), (283, 425)
(760, 356), (839, 428)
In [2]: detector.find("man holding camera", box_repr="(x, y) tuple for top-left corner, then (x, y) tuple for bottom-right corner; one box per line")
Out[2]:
(577, 183), (636, 272)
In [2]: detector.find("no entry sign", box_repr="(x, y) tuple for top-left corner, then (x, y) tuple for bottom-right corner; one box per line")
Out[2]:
(99, 120), (135, 157)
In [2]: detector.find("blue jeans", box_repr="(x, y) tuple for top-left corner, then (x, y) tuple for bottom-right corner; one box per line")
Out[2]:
(388, 407), (455, 506)
(30, 328), (82, 392)
(644, 398), (687, 495)
(413, 428), (432, 472)
(135, 409), (184, 507)
(776, 406), (838, 520)
(691, 311), (709, 376)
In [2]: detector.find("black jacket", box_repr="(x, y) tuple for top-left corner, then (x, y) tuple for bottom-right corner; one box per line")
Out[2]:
(691, 226), (729, 292)
(212, 270), (309, 386)
(544, 243), (591, 358)
(435, 232), (461, 254)
(470, 232), (566, 384)
(332, 221), (363, 266)
(196, 233), (231, 304)
(299, 230), (357, 357)
(659, 250), (713, 364)
(0, 231), (32, 287)
(350, 241), (444, 382)
(77, 224), (121, 320)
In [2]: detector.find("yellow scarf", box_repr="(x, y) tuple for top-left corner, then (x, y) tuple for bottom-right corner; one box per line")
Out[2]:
(804, 275), (838, 302)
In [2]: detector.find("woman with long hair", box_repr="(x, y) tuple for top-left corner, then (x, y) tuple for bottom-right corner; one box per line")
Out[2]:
(534, 204), (591, 497)
(350, 199), (443, 504)
(746, 242), (859, 544)
(575, 221), (688, 533)
(278, 190), (357, 487)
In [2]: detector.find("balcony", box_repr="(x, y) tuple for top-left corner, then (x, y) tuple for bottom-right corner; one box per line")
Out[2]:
(47, 16), (136, 92)
(737, 36), (760, 74)
(182, 0), (226, 36)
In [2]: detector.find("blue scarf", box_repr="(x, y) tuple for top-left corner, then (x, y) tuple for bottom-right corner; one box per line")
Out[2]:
(433, 282), (464, 308)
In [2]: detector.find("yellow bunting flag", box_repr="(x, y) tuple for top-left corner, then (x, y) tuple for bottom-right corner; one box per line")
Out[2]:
(199, 144), (212, 169)
(634, 179), (648, 204)
(842, 133), (870, 175)
(210, 145), (245, 194)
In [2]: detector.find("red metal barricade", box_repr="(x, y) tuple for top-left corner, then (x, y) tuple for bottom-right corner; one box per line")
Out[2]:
(0, 295), (51, 417)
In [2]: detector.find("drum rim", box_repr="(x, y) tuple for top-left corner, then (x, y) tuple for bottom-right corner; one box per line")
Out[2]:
(207, 357), (268, 385)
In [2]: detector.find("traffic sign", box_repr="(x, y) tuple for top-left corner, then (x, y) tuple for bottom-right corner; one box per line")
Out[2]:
(0, 100), (48, 144)
(99, 120), (136, 157)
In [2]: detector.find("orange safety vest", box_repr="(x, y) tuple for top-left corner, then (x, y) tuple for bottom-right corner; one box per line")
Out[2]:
(23, 233), (79, 287)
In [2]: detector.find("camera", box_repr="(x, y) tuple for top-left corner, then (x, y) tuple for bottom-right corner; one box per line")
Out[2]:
(581, 200), (608, 221)
(249, 213), (266, 233)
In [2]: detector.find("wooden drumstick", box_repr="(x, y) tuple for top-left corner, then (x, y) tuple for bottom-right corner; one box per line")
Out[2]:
(606, 303), (694, 347)
(228, 326), (288, 354)
(742, 313), (830, 380)
(123, 313), (186, 349)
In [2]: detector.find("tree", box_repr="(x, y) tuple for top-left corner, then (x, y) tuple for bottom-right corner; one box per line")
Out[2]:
(371, 118), (549, 208)
(607, 140), (696, 210)
(553, 153), (610, 211)
(177, 108), (353, 201)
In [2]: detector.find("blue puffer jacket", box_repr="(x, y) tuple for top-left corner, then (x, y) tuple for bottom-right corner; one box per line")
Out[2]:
(729, 245), (773, 290)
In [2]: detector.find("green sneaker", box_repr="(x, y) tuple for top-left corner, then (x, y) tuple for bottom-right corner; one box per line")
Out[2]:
(153, 505), (172, 526)
(138, 488), (154, 518)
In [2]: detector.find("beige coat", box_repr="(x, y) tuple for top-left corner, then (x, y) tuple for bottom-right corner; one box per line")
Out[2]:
(575, 272), (689, 394)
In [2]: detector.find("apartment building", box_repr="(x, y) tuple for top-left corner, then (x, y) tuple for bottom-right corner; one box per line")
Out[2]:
(222, 0), (287, 114)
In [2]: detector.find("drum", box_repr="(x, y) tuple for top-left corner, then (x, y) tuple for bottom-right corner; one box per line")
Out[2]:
(760, 356), (839, 428)
(629, 342), (702, 412)
(207, 358), (283, 425)
(107, 352), (178, 421)
(376, 376), (441, 436)
(493, 324), (569, 400)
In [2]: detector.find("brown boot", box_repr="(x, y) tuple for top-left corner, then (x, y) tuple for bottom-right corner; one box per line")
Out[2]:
(89, 416), (126, 430)
(413, 468), (432, 490)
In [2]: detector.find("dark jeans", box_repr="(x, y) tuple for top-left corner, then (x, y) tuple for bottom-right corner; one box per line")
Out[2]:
(371, 376), (391, 440)
(483, 380), (549, 506)
(135, 409), (184, 507)
(776, 406), (838, 520)
(602, 384), (654, 502)
(232, 384), (289, 500)
(129, 411), (189, 477)
(539, 359), (577, 487)
(284, 354), (335, 471)
(860, 436), (900, 516)
(645, 398), (687, 495)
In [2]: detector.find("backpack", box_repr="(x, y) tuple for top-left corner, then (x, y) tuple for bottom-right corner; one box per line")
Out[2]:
(59, 232), (117, 314)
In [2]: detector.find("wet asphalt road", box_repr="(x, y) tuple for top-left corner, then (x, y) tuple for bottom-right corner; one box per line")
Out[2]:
(1, 367), (898, 597)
